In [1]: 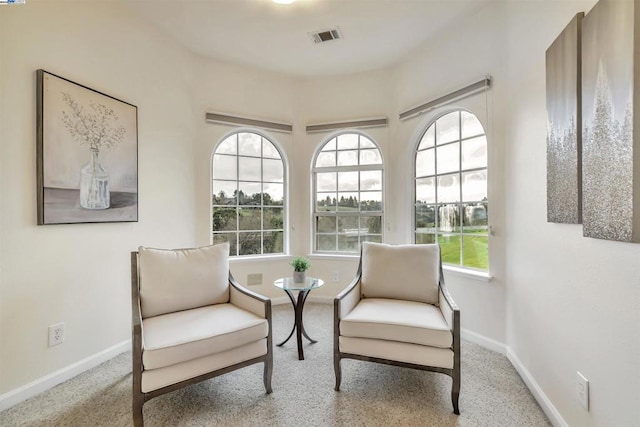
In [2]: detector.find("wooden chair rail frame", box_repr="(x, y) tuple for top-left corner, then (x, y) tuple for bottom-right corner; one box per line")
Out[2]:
(333, 251), (461, 415)
(130, 252), (273, 427)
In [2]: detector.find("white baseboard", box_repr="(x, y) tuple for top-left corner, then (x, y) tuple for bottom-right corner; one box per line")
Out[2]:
(0, 339), (130, 412)
(306, 295), (333, 304)
(271, 296), (290, 305)
(506, 347), (568, 427)
(461, 328), (506, 355)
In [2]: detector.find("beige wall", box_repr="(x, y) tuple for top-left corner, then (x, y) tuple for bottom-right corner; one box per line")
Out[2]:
(1, 1), (640, 426)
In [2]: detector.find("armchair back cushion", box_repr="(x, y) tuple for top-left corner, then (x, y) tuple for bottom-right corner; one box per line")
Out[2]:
(361, 242), (440, 305)
(138, 243), (230, 318)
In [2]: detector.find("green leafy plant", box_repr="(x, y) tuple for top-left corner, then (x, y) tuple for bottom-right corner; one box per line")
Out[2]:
(290, 256), (311, 272)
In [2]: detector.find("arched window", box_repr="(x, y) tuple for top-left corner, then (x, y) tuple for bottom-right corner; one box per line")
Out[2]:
(211, 131), (285, 257)
(414, 110), (488, 270)
(313, 132), (383, 254)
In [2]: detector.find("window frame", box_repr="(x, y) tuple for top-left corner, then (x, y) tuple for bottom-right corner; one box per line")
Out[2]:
(211, 129), (288, 258)
(312, 131), (384, 255)
(413, 109), (489, 272)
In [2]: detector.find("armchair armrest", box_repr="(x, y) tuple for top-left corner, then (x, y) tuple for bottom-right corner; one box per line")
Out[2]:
(335, 275), (361, 320)
(131, 251), (144, 400)
(229, 273), (270, 319)
(436, 261), (458, 332)
(228, 273), (273, 383)
(334, 272), (361, 359)
(438, 276), (460, 394)
(130, 252), (143, 338)
(335, 257), (363, 326)
(438, 284), (459, 331)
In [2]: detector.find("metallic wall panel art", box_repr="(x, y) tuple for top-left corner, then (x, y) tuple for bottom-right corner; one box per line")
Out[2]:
(546, 13), (583, 224)
(582, 0), (639, 242)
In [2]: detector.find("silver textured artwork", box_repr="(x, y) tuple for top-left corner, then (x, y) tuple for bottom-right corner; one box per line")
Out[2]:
(546, 13), (583, 224)
(582, 0), (639, 242)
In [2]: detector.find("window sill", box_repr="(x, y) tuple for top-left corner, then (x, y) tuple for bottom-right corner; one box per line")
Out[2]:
(229, 254), (291, 264)
(443, 265), (492, 282)
(308, 253), (359, 261)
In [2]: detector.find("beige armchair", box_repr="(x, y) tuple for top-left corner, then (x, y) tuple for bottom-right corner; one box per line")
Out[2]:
(334, 242), (460, 414)
(130, 242), (273, 427)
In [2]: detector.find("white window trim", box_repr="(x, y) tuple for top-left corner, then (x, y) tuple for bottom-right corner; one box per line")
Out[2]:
(307, 253), (360, 261)
(443, 265), (491, 282)
(311, 130), (385, 255)
(411, 108), (490, 274)
(229, 254), (292, 264)
(210, 128), (289, 258)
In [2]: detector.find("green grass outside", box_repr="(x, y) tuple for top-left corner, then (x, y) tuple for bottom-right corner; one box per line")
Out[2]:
(417, 233), (488, 270)
(441, 235), (488, 270)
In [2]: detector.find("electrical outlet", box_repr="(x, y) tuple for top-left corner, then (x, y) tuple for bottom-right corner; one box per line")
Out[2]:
(48, 323), (65, 347)
(247, 273), (263, 286)
(332, 271), (340, 282)
(576, 371), (589, 410)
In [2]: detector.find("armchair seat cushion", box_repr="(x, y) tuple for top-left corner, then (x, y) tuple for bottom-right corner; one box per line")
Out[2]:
(142, 303), (268, 370)
(340, 298), (452, 348)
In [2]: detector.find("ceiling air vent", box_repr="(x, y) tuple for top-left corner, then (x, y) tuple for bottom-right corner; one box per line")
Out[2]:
(309, 27), (342, 44)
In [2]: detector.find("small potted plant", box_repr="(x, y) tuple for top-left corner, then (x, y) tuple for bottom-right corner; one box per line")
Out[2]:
(291, 256), (311, 283)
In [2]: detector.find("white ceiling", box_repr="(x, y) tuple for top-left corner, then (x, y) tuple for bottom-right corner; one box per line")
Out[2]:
(126, 0), (491, 78)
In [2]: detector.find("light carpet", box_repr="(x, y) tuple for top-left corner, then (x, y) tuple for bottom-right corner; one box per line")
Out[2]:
(1, 303), (550, 426)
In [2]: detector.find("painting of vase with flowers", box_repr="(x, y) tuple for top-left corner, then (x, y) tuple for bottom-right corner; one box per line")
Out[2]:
(37, 70), (138, 225)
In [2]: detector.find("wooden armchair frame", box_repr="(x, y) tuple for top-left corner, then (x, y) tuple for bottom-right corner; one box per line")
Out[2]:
(131, 252), (273, 427)
(333, 252), (460, 414)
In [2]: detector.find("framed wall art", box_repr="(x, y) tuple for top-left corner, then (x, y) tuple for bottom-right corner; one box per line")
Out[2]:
(582, 0), (639, 242)
(546, 12), (583, 224)
(37, 69), (138, 225)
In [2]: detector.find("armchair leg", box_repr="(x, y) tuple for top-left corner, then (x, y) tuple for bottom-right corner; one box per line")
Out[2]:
(452, 369), (460, 415)
(263, 358), (273, 394)
(132, 352), (144, 426)
(334, 354), (342, 391)
(133, 396), (144, 427)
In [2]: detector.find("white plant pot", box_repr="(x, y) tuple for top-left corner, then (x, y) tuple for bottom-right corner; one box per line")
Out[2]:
(293, 271), (306, 283)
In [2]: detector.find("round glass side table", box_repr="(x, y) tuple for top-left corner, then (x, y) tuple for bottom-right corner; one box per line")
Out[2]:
(273, 277), (324, 360)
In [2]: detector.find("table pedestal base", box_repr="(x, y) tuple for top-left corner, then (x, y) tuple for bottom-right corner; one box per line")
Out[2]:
(277, 288), (316, 360)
